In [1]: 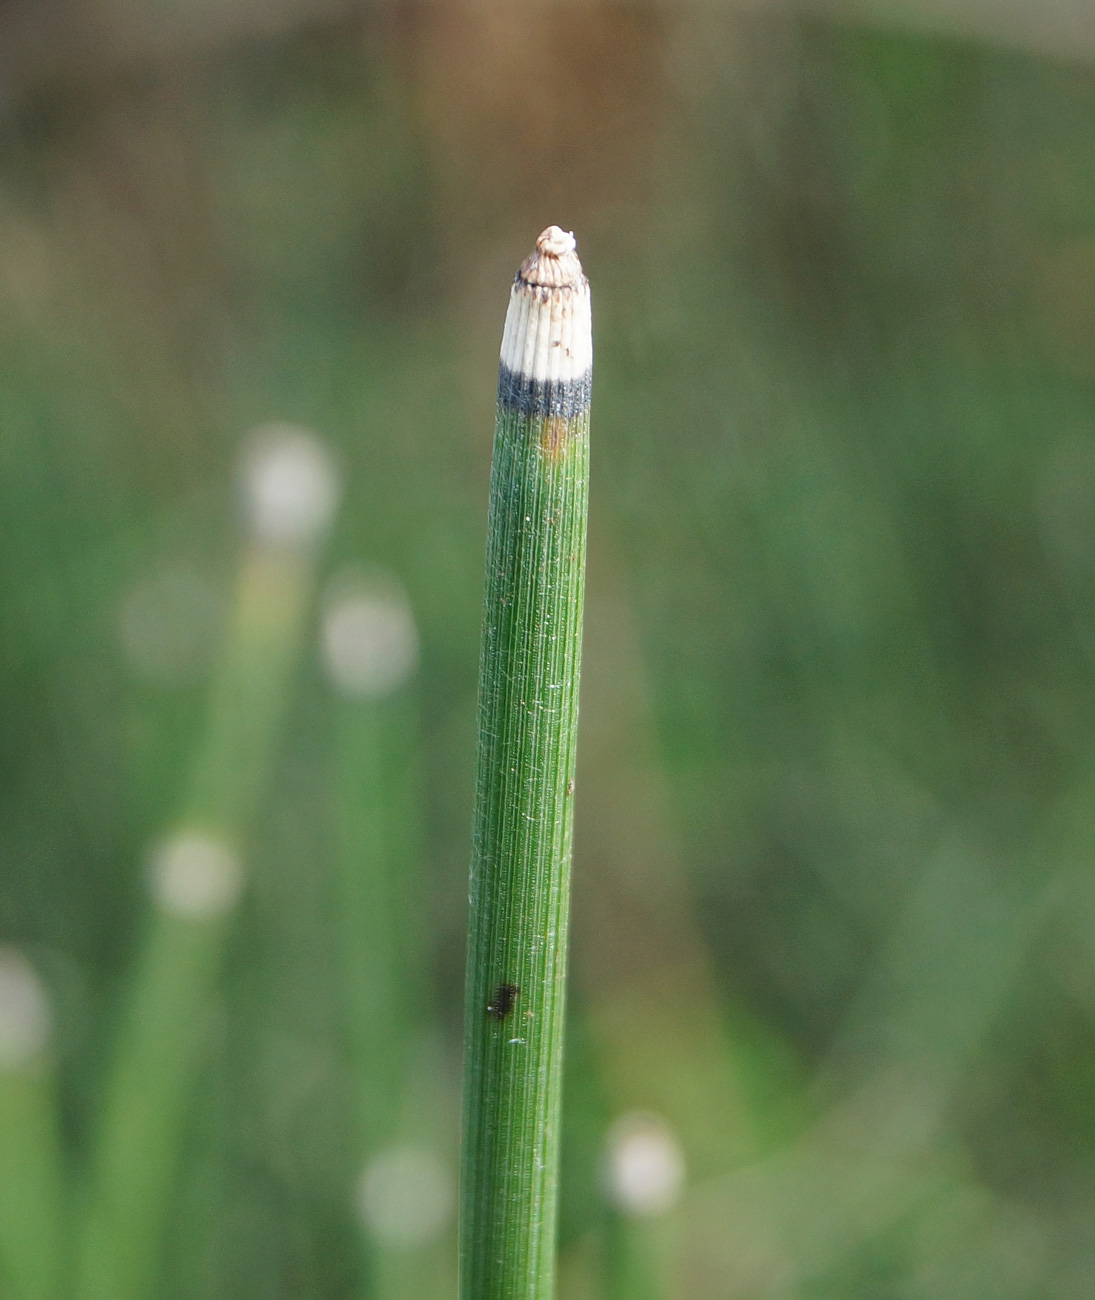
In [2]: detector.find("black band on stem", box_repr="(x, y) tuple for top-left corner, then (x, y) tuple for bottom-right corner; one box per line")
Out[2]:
(497, 365), (592, 419)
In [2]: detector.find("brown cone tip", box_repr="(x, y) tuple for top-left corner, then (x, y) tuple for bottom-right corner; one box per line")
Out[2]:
(518, 225), (585, 290)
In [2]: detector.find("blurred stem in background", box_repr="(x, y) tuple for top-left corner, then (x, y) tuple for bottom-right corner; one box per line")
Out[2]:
(74, 426), (340, 1300)
(0, 950), (65, 1300)
(600, 1113), (685, 1300)
(321, 567), (451, 1299)
(560, 531), (806, 1297)
(460, 228), (592, 1300)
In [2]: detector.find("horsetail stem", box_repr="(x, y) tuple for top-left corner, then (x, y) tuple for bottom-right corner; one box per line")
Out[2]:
(0, 950), (65, 1300)
(74, 428), (339, 1300)
(460, 226), (592, 1300)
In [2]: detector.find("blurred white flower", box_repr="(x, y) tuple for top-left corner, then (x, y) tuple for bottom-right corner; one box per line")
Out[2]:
(149, 833), (244, 920)
(321, 568), (419, 698)
(0, 948), (51, 1070)
(602, 1111), (686, 1217)
(355, 1144), (454, 1247)
(241, 423), (340, 547)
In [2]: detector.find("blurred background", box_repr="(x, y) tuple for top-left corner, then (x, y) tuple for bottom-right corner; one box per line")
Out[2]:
(2, 0), (1095, 1296)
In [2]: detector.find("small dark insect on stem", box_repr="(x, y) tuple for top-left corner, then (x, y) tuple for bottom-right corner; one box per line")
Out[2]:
(486, 983), (520, 1021)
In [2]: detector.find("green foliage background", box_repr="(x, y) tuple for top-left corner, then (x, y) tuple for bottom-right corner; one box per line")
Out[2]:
(2, 3), (1095, 1296)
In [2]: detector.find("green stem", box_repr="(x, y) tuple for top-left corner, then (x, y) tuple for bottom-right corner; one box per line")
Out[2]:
(605, 1212), (674, 1300)
(460, 227), (593, 1300)
(0, 953), (65, 1300)
(75, 430), (337, 1300)
(322, 572), (440, 1296)
(336, 686), (421, 1158)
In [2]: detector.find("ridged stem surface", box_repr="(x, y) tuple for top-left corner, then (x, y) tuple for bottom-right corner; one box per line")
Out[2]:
(461, 243), (591, 1299)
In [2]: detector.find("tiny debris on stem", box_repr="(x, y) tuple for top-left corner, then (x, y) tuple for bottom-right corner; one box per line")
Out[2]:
(486, 983), (521, 1021)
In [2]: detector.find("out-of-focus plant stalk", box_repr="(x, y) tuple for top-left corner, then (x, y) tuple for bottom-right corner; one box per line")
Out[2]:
(460, 226), (592, 1300)
(74, 427), (339, 1300)
(601, 1112), (685, 1300)
(0, 950), (65, 1300)
(321, 569), (449, 1298)
(324, 570), (422, 1159)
